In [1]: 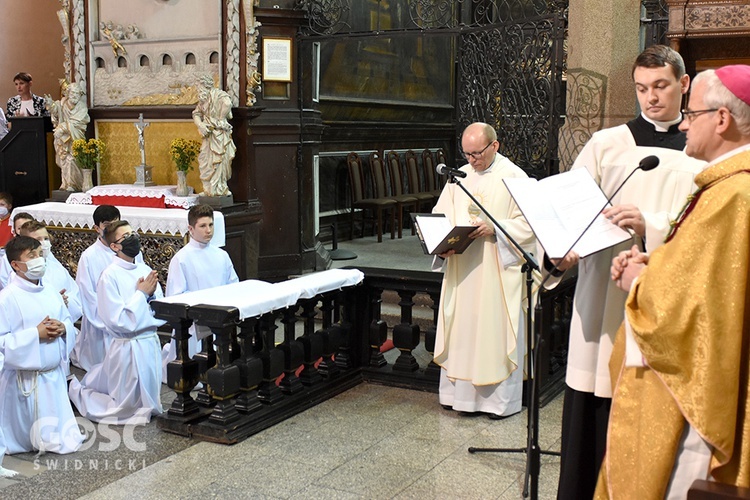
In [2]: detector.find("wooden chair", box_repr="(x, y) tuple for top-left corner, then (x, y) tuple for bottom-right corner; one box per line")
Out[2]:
(421, 149), (443, 197)
(346, 152), (396, 242)
(371, 151), (417, 239)
(404, 150), (436, 211)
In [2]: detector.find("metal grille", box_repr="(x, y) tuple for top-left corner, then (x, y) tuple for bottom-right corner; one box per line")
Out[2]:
(457, 13), (566, 178)
(641, 0), (669, 47)
(298, 0), (568, 178)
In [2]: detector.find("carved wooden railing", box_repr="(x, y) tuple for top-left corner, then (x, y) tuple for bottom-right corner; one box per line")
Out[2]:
(151, 267), (574, 443)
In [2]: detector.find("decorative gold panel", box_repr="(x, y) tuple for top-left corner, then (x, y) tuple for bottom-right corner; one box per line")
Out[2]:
(95, 121), (203, 191)
(49, 226), (184, 291)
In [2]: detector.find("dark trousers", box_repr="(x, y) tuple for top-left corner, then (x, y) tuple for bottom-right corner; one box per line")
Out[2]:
(557, 385), (612, 500)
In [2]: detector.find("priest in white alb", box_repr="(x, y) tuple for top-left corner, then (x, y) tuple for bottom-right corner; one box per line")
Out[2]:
(432, 122), (536, 419)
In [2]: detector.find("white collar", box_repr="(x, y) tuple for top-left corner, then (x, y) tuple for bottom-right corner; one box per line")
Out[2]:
(113, 256), (137, 270)
(641, 112), (683, 133)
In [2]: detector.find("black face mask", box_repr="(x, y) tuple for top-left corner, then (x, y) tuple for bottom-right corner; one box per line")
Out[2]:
(120, 234), (141, 258)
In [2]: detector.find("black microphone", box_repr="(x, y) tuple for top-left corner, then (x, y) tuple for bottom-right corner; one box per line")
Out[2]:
(436, 163), (467, 178)
(540, 154), (660, 287)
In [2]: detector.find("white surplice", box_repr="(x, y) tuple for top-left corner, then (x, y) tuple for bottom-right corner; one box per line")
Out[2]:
(563, 122), (705, 398)
(0, 273), (83, 454)
(45, 252), (82, 324)
(73, 238), (143, 371)
(69, 257), (165, 424)
(432, 153), (536, 417)
(160, 238), (238, 382)
(0, 252), (11, 290)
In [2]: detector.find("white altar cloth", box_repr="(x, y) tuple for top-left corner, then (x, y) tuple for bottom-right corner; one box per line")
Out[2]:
(11, 202), (226, 247)
(66, 184), (199, 209)
(154, 269), (364, 320)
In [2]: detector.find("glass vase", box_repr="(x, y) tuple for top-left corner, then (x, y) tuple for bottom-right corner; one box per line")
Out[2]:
(82, 168), (94, 192)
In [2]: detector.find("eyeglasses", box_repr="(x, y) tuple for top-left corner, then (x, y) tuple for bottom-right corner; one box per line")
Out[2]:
(462, 141), (494, 160)
(682, 108), (718, 123)
(115, 232), (138, 244)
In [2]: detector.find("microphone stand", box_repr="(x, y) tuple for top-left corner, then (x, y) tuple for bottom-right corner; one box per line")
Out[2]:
(443, 173), (557, 500)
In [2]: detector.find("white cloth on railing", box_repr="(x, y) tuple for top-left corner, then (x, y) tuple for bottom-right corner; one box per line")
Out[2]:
(10, 202), (226, 246)
(66, 184), (199, 209)
(154, 269), (365, 320)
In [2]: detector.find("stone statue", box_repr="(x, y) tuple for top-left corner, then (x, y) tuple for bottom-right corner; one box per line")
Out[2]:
(193, 75), (236, 197)
(46, 82), (90, 191)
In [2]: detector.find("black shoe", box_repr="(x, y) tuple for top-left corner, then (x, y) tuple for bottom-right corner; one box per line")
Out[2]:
(441, 404), (452, 411)
(487, 413), (509, 420)
(458, 411), (482, 417)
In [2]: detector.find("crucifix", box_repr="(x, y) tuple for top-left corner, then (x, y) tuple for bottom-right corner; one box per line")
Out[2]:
(134, 113), (149, 166)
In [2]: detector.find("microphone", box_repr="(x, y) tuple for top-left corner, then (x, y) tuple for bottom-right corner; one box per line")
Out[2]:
(436, 163), (467, 178)
(540, 154), (660, 287)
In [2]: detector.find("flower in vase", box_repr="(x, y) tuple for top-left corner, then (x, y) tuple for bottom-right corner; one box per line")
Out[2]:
(72, 138), (106, 170)
(169, 138), (201, 172)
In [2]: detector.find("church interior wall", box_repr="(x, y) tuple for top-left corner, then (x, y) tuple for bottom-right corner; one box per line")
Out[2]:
(0, 2), (65, 105)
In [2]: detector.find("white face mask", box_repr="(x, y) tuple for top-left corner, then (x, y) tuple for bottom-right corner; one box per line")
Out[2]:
(0, 206), (8, 218)
(21, 256), (46, 280)
(40, 240), (52, 258)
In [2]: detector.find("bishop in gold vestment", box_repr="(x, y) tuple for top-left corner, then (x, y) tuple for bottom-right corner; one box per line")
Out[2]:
(598, 65), (750, 498)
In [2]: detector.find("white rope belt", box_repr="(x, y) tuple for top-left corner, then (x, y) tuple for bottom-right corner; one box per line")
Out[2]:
(17, 365), (59, 455)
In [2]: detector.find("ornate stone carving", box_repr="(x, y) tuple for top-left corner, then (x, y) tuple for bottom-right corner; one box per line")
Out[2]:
(226, 0), (241, 107)
(557, 68), (607, 172)
(72, 0), (86, 92)
(685, 4), (750, 32)
(244, 0), (261, 106)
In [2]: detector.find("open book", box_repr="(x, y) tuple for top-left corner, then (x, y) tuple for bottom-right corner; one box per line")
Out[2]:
(503, 168), (631, 259)
(411, 213), (476, 255)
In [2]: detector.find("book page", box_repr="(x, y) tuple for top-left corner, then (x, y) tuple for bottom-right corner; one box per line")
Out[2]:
(415, 215), (452, 253)
(504, 169), (631, 259)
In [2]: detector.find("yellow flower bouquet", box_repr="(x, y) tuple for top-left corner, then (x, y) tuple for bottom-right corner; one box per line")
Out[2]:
(72, 138), (106, 170)
(169, 138), (201, 172)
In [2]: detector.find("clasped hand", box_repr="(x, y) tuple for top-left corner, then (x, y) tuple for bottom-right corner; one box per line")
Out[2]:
(37, 316), (65, 341)
(611, 244), (649, 291)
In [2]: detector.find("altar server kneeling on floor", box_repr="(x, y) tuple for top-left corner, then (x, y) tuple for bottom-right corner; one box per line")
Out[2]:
(69, 220), (165, 424)
(0, 236), (83, 455)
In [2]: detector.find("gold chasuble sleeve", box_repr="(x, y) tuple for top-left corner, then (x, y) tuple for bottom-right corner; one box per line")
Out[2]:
(597, 151), (750, 498)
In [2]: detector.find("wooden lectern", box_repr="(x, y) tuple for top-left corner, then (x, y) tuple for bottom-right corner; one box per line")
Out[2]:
(0, 116), (54, 207)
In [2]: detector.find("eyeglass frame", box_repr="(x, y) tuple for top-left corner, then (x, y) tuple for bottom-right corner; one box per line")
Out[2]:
(682, 108), (719, 123)
(114, 231), (139, 244)
(461, 141), (495, 160)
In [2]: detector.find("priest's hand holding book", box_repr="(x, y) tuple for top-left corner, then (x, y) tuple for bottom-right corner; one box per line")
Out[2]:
(602, 203), (646, 237)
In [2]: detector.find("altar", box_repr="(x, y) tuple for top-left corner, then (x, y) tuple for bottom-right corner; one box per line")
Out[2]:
(66, 184), (199, 209)
(11, 202), (226, 285)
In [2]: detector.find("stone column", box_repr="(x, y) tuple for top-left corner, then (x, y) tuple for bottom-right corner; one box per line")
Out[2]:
(558, 0), (642, 171)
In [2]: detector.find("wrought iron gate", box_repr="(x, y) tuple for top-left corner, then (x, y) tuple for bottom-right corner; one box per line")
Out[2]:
(298, 0), (569, 179)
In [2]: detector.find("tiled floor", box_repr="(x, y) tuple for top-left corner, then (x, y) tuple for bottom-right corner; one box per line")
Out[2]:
(1, 383), (562, 499)
(1, 233), (564, 499)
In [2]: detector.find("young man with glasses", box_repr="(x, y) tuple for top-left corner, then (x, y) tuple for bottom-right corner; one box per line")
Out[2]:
(603, 64), (750, 498)
(73, 205), (143, 371)
(432, 121), (535, 420)
(550, 45), (707, 500)
(69, 220), (165, 424)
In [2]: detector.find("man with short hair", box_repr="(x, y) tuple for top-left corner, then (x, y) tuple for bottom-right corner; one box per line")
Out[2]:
(160, 204), (238, 382)
(73, 205), (141, 371)
(69, 221), (165, 424)
(432, 121), (535, 419)
(19, 220), (82, 327)
(552, 45), (707, 499)
(602, 64), (750, 498)
(0, 211), (34, 290)
(0, 236), (83, 455)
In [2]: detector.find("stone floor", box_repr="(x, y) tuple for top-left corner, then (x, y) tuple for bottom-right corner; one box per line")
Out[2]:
(0, 383), (562, 500)
(0, 233), (564, 499)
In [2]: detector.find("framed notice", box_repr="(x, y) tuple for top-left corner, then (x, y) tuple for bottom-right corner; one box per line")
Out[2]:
(262, 37), (293, 82)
